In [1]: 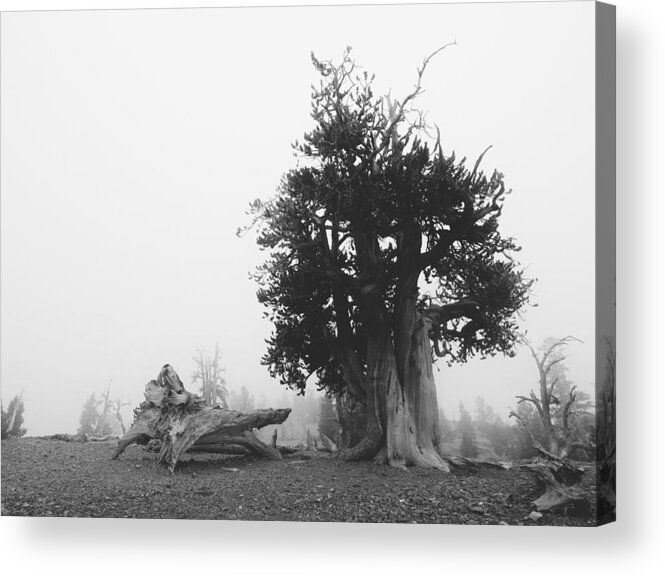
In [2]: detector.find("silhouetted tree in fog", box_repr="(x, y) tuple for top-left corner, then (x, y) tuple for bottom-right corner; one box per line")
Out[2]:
(1, 394), (27, 439)
(192, 344), (228, 408)
(230, 385), (256, 412)
(458, 402), (478, 458)
(318, 394), (341, 444)
(78, 393), (100, 436)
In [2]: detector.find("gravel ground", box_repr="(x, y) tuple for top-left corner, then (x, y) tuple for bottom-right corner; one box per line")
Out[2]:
(1, 438), (596, 525)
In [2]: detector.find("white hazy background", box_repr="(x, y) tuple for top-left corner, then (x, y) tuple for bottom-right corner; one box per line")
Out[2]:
(1, 4), (595, 435)
(0, 2), (596, 435)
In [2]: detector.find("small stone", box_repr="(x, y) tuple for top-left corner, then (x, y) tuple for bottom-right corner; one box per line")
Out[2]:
(526, 511), (543, 522)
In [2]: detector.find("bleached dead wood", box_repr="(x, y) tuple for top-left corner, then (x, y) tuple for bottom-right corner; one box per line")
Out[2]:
(86, 434), (120, 442)
(112, 364), (291, 472)
(523, 460), (590, 515)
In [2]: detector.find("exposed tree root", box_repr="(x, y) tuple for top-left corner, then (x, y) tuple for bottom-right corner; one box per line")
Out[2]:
(338, 434), (383, 462)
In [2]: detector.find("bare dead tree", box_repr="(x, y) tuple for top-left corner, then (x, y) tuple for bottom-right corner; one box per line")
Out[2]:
(509, 335), (594, 515)
(112, 399), (131, 435)
(93, 380), (115, 436)
(191, 344), (228, 408)
(511, 335), (592, 458)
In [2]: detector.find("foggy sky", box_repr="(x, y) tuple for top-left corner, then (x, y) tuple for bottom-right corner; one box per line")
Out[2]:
(0, 3), (596, 435)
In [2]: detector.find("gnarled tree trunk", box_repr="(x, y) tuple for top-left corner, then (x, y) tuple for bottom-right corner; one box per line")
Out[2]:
(384, 314), (450, 470)
(338, 311), (450, 471)
(112, 365), (291, 472)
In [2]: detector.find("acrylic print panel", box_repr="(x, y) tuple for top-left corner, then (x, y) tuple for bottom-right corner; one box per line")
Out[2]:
(0, 1), (615, 525)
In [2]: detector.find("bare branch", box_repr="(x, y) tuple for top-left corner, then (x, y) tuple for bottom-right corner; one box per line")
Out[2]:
(368, 42), (457, 165)
(432, 338), (449, 358)
(541, 336), (583, 366)
(515, 391), (544, 419)
(546, 375), (560, 402)
(562, 385), (578, 439)
(543, 356), (566, 376)
(509, 410), (563, 463)
(470, 145), (493, 181)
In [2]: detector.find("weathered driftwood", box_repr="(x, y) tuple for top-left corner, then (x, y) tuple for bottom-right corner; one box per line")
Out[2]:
(112, 364), (291, 472)
(86, 434), (120, 443)
(445, 457), (512, 471)
(523, 459), (590, 515)
(510, 405), (592, 516)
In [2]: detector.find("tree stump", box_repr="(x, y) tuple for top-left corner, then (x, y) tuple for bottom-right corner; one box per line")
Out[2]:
(112, 364), (291, 472)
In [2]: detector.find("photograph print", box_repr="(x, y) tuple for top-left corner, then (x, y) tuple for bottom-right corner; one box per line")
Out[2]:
(0, 1), (615, 526)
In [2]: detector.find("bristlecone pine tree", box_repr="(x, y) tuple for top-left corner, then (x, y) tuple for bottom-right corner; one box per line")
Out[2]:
(246, 47), (532, 469)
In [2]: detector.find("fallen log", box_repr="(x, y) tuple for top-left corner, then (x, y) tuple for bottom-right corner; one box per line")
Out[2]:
(444, 456), (512, 471)
(112, 364), (291, 472)
(85, 434), (120, 443)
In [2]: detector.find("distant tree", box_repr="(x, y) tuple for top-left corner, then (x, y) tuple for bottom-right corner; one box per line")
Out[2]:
(474, 396), (494, 426)
(438, 408), (452, 439)
(458, 402), (478, 458)
(280, 392), (320, 442)
(487, 418), (513, 459)
(192, 344), (228, 408)
(95, 381), (116, 435)
(112, 399), (131, 435)
(78, 393), (100, 436)
(77, 382), (123, 437)
(1, 395), (27, 439)
(257, 393), (269, 408)
(508, 402), (544, 459)
(474, 396), (512, 459)
(318, 394), (341, 443)
(230, 385), (256, 412)
(510, 336), (594, 459)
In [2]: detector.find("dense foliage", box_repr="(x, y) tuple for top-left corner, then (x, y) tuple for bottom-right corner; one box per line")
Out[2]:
(248, 48), (532, 403)
(458, 402), (479, 458)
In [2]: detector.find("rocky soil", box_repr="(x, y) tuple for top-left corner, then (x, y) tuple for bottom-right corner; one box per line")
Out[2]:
(1, 437), (596, 525)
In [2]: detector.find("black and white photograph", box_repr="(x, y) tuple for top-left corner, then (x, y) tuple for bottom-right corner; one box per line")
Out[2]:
(1, 0), (615, 530)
